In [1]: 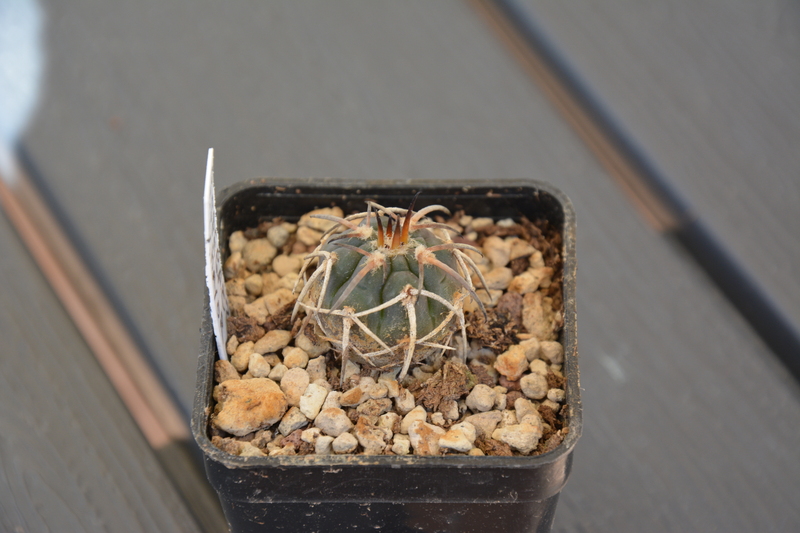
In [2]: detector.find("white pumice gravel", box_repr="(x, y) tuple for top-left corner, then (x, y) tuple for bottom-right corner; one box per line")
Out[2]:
(314, 408), (353, 437)
(211, 210), (569, 457)
(332, 432), (358, 454)
(465, 384), (497, 413)
(299, 383), (328, 420)
(315, 435), (334, 455)
(279, 368), (310, 406)
(400, 406), (428, 434)
(520, 372), (549, 400)
(278, 407), (308, 436)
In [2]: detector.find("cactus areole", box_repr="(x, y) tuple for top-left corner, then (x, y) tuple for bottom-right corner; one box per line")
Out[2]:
(292, 196), (488, 380)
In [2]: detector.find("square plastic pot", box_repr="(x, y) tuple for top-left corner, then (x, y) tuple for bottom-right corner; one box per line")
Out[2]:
(193, 179), (581, 533)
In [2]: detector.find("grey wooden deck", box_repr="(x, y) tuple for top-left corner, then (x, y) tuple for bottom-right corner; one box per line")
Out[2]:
(4, 1), (800, 531)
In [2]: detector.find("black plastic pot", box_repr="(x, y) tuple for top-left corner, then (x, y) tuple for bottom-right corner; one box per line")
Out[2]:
(193, 179), (580, 533)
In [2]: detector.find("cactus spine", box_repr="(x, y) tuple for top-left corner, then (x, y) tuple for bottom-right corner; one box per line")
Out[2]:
(292, 196), (487, 380)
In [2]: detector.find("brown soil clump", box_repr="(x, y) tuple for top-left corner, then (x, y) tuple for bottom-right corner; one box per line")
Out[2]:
(416, 360), (475, 412)
(227, 316), (265, 343)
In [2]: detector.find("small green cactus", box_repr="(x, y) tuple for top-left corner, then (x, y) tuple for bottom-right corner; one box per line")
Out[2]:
(293, 196), (488, 380)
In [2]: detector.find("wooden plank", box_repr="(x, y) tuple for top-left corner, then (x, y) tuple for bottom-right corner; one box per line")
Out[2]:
(0, 216), (199, 532)
(519, 0), (800, 337)
(19, 0), (800, 530)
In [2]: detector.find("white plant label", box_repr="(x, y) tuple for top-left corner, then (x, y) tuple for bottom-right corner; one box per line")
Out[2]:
(203, 148), (229, 360)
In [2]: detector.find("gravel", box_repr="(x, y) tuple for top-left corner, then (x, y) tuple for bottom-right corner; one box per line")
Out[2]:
(209, 210), (568, 457)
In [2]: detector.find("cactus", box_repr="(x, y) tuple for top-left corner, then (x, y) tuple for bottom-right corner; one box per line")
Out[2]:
(292, 196), (488, 380)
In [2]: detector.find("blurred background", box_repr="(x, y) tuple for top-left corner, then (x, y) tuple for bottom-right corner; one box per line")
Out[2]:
(1, 1), (799, 531)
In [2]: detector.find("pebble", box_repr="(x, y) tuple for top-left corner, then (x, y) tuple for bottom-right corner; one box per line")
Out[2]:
(520, 372), (549, 400)
(267, 225), (289, 248)
(278, 407), (309, 436)
(242, 239), (277, 273)
(295, 332), (331, 357)
(483, 236), (511, 268)
(254, 330), (293, 354)
(493, 391), (508, 411)
(364, 382), (388, 400)
(279, 272), (303, 292)
(528, 359), (548, 376)
(300, 207), (345, 232)
(430, 412), (446, 426)
(340, 387), (365, 407)
(542, 399), (561, 413)
(225, 279), (246, 298)
(477, 289), (503, 308)
(223, 252), (245, 280)
(299, 383), (329, 419)
(508, 237), (537, 261)
(483, 267), (514, 290)
(212, 378), (288, 436)
(391, 435), (411, 455)
(500, 409), (518, 427)
(508, 268), (552, 295)
(494, 345), (528, 381)
(470, 217), (494, 231)
(354, 418), (388, 455)
(322, 391), (342, 410)
(313, 378), (332, 392)
(463, 411), (503, 439)
(394, 389), (416, 415)
(441, 399), (460, 421)
(539, 341), (564, 364)
(408, 421), (446, 456)
(514, 397), (539, 424)
(225, 335), (239, 356)
(315, 435), (334, 455)
(332, 432), (359, 454)
(272, 254), (302, 277)
(243, 298), (269, 324)
(519, 338), (541, 361)
(314, 408), (353, 437)
(247, 353), (272, 378)
(231, 341), (255, 373)
(282, 346), (309, 369)
(547, 388), (566, 403)
(522, 292), (558, 341)
(497, 218), (515, 228)
(492, 423), (542, 454)
(301, 427), (322, 444)
(466, 384), (497, 413)
(263, 288), (295, 315)
(438, 428), (473, 453)
(306, 356), (328, 382)
(400, 405), (428, 434)
(261, 272), (280, 295)
(382, 379), (400, 398)
(268, 445), (297, 457)
(268, 363), (287, 382)
(244, 274), (263, 296)
(228, 231), (248, 253)
(378, 412), (400, 432)
(239, 441), (266, 457)
(214, 360), (240, 382)
(296, 226), (323, 247)
(280, 367), (310, 406)
(263, 354), (281, 367)
(357, 399), (393, 418)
